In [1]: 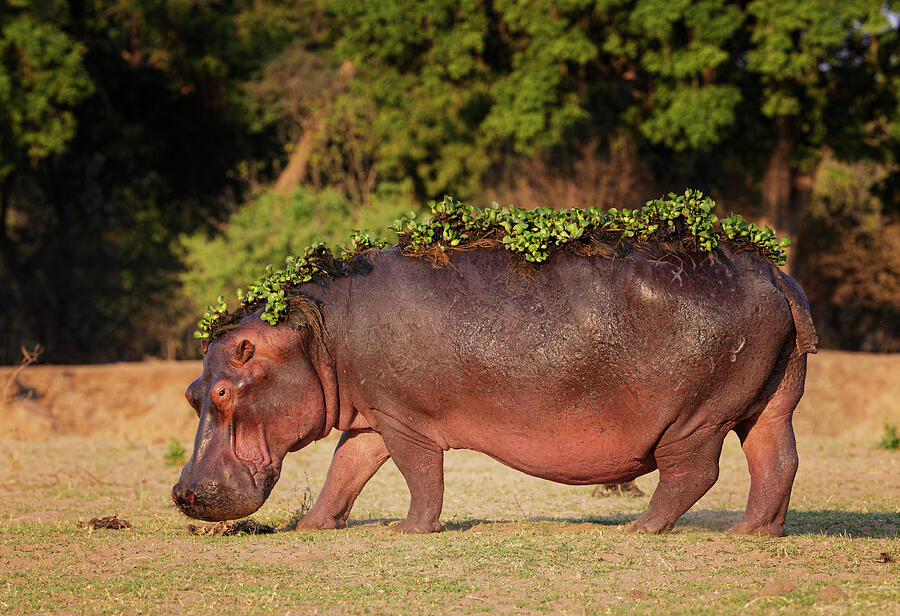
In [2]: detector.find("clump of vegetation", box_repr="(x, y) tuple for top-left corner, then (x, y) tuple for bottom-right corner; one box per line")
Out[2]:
(194, 231), (390, 338)
(163, 438), (187, 467)
(879, 423), (900, 451)
(194, 189), (789, 339)
(391, 189), (787, 264)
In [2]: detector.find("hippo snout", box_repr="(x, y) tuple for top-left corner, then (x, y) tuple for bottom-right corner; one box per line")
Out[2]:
(172, 469), (279, 522)
(171, 479), (213, 518)
(172, 478), (244, 522)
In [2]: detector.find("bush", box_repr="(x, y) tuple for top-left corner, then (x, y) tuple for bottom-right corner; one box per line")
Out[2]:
(163, 438), (186, 467)
(180, 187), (416, 338)
(880, 424), (900, 451)
(796, 159), (900, 352)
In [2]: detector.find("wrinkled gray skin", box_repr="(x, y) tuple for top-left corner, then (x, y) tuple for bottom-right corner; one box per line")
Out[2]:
(173, 245), (816, 535)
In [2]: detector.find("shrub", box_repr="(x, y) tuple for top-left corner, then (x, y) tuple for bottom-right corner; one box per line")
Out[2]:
(880, 424), (900, 451)
(163, 438), (186, 467)
(181, 187), (416, 335)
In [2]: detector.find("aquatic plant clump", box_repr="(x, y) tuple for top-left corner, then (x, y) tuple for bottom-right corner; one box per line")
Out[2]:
(194, 233), (389, 339)
(194, 190), (789, 338)
(392, 189), (788, 265)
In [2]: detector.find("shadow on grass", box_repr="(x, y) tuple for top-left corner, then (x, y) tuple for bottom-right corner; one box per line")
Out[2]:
(671, 509), (899, 538)
(784, 510), (900, 538)
(344, 510), (899, 538)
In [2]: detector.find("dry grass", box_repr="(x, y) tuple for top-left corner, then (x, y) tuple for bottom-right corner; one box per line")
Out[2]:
(0, 433), (898, 615)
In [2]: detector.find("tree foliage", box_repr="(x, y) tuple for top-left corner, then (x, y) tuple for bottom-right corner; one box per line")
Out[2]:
(2, 0), (899, 361)
(329, 1), (897, 232)
(0, 1), (92, 176)
(0, 0), (313, 362)
(181, 187), (412, 332)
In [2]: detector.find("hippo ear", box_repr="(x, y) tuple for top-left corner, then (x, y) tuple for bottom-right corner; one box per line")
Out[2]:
(234, 339), (254, 363)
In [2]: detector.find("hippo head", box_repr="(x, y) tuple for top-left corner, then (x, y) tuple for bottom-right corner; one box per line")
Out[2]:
(172, 308), (335, 521)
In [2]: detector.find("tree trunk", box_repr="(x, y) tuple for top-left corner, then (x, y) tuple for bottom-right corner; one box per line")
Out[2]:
(272, 60), (357, 198)
(0, 173), (23, 304)
(761, 115), (810, 274)
(762, 116), (794, 233)
(272, 118), (321, 197)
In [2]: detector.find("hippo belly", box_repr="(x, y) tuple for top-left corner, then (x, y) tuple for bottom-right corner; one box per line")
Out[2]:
(342, 249), (780, 491)
(453, 405), (661, 485)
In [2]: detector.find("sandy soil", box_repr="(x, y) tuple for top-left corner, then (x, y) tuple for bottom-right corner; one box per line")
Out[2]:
(1, 349), (898, 443)
(1, 360), (202, 442)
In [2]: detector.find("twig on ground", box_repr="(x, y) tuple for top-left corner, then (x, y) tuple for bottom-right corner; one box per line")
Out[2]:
(0, 344), (43, 414)
(513, 494), (528, 521)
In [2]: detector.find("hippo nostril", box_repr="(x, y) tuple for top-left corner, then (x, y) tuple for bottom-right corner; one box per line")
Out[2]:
(186, 488), (194, 504)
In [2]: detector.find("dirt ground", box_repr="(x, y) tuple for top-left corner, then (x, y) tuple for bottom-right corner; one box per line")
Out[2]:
(0, 351), (898, 615)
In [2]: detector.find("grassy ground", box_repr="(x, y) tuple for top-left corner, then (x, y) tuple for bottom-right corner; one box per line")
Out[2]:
(1, 431), (897, 615)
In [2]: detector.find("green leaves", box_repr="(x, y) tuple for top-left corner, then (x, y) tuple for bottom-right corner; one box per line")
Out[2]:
(196, 189), (790, 338)
(0, 4), (93, 175)
(393, 189), (788, 266)
(194, 242), (339, 338)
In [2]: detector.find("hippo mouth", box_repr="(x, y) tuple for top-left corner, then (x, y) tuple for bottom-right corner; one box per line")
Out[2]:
(233, 421), (280, 491)
(172, 419), (283, 522)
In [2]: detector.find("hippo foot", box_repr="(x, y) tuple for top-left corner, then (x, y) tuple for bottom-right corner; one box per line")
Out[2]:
(623, 516), (674, 535)
(391, 519), (443, 534)
(293, 513), (346, 531)
(728, 520), (783, 537)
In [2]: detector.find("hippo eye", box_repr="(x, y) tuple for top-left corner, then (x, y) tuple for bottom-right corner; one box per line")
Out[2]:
(218, 388), (226, 397)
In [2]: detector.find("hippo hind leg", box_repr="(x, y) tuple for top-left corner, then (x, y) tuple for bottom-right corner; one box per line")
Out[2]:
(624, 427), (727, 535)
(730, 350), (806, 537)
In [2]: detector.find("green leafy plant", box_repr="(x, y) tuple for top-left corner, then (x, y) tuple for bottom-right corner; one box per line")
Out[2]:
(391, 189), (787, 264)
(194, 190), (789, 339)
(879, 423), (900, 451)
(163, 438), (187, 467)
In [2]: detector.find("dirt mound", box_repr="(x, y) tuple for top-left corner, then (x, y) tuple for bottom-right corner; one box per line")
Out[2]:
(1, 350), (898, 443)
(187, 520), (275, 536)
(794, 350), (900, 438)
(77, 515), (133, 530)
(0, 360), (201, 443)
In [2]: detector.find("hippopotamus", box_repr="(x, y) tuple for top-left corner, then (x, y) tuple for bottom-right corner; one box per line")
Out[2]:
(173, 243), (816, 536)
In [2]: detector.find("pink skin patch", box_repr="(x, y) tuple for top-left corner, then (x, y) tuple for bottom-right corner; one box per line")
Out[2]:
(234, 421), (273, 480)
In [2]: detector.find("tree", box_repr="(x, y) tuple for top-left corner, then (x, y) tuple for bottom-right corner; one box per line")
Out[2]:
(596, 0), (899, 267)
(0, 0), (307, 362)
(331, 0), (601, 199)
(0, 0), (93, 360)
(332, 1), (899, 258)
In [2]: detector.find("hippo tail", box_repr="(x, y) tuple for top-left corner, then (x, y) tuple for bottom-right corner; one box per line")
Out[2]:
(770, 265), (818, 355)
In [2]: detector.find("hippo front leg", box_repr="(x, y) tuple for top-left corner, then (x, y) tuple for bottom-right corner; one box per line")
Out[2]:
(296, 430), (389, 530)
(376, 413), (445, 534)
